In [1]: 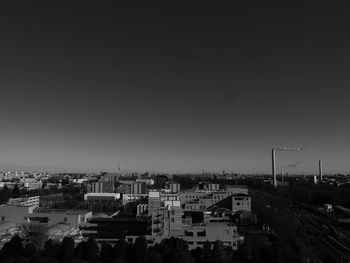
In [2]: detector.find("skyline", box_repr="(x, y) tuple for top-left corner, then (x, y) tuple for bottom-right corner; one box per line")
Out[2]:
(0, 3), (350, 174)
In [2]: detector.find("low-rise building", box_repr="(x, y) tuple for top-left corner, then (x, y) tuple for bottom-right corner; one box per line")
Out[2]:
(7, 196), (40, 208)
(232, 194), (251, 213)
(84, 193), (121, 202)
(122, 193), (148, 205)
(171, 222), (239, 250)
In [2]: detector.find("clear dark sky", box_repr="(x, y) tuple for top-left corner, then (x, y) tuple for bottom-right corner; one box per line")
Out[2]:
(0, 2), (349, 174)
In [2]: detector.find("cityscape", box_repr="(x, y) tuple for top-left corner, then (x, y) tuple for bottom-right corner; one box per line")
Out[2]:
(1, 2), (350, 263)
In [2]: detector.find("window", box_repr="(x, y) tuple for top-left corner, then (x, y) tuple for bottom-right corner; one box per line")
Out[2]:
(1, 216), (4, 221)
(197, 230), (206, 237)
(236, 202), (240, 206)
(185, 230), (194, 236)
(64, 217), (68, 222)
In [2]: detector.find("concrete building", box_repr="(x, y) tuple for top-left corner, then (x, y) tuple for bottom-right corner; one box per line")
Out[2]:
(100, 173), (120, 184)
(137, 204), (148, 216)
(136, 178), (154, 186)
(171, 222), (238, 250)
(154, 176), (167, 189)
(151, 205), (183, 238)
(47, 222), (77, 241)
(232, 194), (251, 213)
(185, 196), (216, 211)
(179, 191), (210, 205)
(21, 178), (42, 190)
(169, 183), (181, 193)
(84, 193), (120, 202)
(88, 181), (114, 193)
(207, 184), (219, 192)
(0, 205), (35, 224)
(7, 196), (40, 208)
(225, 185), (248, 195)
(31, 208), (92, 229)
(119, 182), (146, 195)
(122, 193), (148, 205)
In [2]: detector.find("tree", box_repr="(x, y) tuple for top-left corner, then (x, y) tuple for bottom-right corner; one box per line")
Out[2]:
(12, 184), (20, 198)
(85, 237), (99, 263)
(24, 243), (37, 260)
(43, 239), (59, 260)
(114, 239), (128, 261)
(133, 237), (148, 263)
(211, 241), (226, 263)
(0, 185), (11, 203)
(1, 235), (24, 259)
(58, 236), (75, 262)
(101, 242), (113, 262)
(160, 237), (193, 263)
(21, 224), (49, 250)
(74, 241), (87, 261)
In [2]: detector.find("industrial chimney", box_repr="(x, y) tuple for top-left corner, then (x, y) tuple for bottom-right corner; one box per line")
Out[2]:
(319, 160), (323, 181)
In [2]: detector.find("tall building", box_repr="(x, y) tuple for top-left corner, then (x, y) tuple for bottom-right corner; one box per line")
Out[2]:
(170, 183), (180, 193)
(88, 182), (114, 193)
(100, 173), (119, 184)
(119, 182), (146, 195)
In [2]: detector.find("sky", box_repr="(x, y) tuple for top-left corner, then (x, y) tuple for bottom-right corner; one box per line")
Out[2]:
(0, 2), (349, 174)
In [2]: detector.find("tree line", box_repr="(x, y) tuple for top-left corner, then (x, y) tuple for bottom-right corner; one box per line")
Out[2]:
(0, 235), (245, 263)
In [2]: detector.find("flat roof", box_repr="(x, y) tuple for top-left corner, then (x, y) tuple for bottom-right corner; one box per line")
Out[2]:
(85, 193), (120, 196)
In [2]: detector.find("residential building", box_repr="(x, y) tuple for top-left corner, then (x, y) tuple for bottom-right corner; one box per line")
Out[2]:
(225, 185), (248, 195)
(232, 194), (251, 213)
(84, 193), (120, 202)
(154, 176), (167, 189)
(122, 193), (148, 205)
(119, 182), (146, 195)
(171, 222), (239, 250)
(88, 181), (114, 193)
(7, 196), (40, 208)
(207, 184), (219, 192)
(169, 183), (180, 193)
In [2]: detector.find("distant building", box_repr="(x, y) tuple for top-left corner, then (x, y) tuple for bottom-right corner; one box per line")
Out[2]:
(179, 191), (210, 205)
(84, 193), (120, 202)
(119, 182), (146, 195)
(40, 193), (64, 207)
(170, 222), (238, 250)
(84, 193), (121, 213)
(225, 185), (248, 195)
(169, 183), (180, 193)
(154, 176), (167, 189)
(232, 194), (251, 213)
(137, 204), (148, 216)
(88, 181), (114, 193)
(122, 193), (148, 205)
(100, 173), (120, 184)
(207, 184), (219, 192)
(136, 178), (154, 186)
(31, 208), (92, 229)
(0, 205), (35, 224)
(7, 196), (40, 208)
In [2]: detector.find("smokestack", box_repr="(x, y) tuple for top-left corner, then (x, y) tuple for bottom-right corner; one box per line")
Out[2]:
(272, 149), (277, 187)
(280, 165), (284, 183)
(319, 160), (323, 181)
